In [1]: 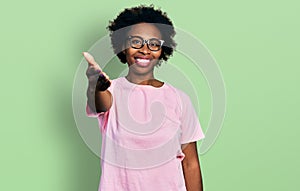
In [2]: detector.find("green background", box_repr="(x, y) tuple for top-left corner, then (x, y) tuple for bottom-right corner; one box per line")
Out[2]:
(1, 0), (299, 190)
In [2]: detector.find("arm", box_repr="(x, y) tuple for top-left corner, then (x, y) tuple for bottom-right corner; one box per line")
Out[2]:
(84, 52), (112, 113)
(86, 87), (112, 113)
(182, 142), (203, 191)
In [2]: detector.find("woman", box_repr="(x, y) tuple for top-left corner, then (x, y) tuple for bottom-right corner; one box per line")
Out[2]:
(84, 5), (205, 191)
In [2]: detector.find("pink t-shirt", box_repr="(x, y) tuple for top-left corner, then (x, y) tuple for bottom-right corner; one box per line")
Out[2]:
(87, 77), (205, 191)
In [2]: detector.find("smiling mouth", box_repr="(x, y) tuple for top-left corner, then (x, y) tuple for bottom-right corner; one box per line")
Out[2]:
(134, 57), (151, 66)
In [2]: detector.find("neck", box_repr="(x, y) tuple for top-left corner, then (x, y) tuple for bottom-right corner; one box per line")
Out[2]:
(126, 71), (155, 85)
(125, 73), (164, 88)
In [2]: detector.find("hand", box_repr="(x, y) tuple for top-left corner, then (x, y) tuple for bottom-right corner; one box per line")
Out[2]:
(83, 52), (111, 91)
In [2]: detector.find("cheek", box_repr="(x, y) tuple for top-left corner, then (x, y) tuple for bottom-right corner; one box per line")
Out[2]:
(124, 49), (135, 63)
(154, 50), (162, 59)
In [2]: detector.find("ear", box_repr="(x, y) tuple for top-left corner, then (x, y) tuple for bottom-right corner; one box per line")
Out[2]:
(120, 44), (127, 64)
(121, 44), (126, 54)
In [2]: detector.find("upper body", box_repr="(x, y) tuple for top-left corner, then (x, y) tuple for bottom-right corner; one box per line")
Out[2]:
(86, 77), (204, 191)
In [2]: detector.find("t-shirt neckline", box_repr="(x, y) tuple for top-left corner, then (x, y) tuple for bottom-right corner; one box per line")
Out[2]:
(121, 77), (166, 89)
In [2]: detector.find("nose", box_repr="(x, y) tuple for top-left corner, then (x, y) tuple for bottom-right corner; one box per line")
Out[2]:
(139, 42), (151, 54)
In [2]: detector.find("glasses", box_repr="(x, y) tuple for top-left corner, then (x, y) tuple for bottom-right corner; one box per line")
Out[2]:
(128, 35), (164, 51)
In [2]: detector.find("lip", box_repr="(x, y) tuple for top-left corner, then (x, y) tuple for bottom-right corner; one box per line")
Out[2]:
(134, 56), (152, 67)
(135, 55), (151, 59)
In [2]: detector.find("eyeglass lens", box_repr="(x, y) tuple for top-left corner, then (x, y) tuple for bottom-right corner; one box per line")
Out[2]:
(129, 36), (162, 51)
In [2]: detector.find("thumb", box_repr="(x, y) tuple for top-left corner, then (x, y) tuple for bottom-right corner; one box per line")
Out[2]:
(83, 52), (98, 66)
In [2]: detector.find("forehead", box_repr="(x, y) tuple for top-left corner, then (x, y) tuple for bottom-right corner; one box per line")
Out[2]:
(127, 23), (162, 39)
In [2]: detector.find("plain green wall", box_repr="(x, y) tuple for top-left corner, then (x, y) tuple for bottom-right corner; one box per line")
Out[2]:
(1, 0), (299, 190)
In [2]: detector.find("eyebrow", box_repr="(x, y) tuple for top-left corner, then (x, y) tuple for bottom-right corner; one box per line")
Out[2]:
(128, 34), (162, 40)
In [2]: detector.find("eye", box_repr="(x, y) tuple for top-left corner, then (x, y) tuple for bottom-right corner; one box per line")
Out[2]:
(148, 40), (161, 48)
(131, 39), (142, 45)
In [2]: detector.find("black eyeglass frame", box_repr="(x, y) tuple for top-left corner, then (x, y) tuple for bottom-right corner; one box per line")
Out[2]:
(127, 35), (165, 51)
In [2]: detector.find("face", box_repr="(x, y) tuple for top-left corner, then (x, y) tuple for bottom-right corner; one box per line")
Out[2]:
(123, 23), (162, 77)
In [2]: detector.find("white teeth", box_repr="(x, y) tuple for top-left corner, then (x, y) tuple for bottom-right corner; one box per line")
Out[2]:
(136, 58), (150, 63)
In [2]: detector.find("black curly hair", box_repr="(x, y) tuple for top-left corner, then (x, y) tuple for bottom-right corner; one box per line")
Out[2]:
(107, 5), (176, 64)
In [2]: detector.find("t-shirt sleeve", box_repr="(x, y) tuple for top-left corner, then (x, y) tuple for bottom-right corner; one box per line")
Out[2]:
(86, 103), (109, 132)
(178, 91), (205, 144)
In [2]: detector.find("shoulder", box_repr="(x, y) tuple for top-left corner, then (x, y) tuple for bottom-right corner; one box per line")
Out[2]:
(165, 84), (201, 119)
(110, 77), (123, 84)
(163, 83), (194, 113)
(164, 83), (191, 101)
(107, 77), (124, 89)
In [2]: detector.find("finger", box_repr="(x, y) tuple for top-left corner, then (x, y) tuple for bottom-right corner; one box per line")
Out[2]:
(101, 71), (110, 80)
(86, 67), (101, 77)
(88, 65), (101, 72)
(96, 75), (111, 91)
(82, 52), (99, 67)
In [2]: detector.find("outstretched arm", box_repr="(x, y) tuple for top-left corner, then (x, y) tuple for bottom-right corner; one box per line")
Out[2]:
(182, 142), (203, 191)
(83, 52), (112, 113)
